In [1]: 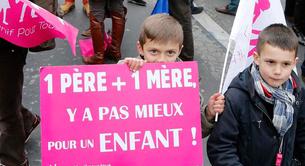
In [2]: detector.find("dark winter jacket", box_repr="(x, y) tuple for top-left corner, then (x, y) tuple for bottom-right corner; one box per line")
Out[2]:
(207, 65), (305, 166)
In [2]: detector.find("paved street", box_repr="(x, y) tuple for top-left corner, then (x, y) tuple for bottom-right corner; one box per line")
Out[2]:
(23, 0), (305, 165)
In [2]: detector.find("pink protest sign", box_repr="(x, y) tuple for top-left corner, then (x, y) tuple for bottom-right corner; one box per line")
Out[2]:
(0, 0), (78, 55)
(40, 62), (203, 166)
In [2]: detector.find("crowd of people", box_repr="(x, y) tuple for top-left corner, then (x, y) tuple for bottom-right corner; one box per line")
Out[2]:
(0, 0), (305, 165)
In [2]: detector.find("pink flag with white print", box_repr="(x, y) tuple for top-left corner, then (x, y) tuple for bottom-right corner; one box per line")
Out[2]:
(222, 0), (286, 92)
(0, 0), (78, 55)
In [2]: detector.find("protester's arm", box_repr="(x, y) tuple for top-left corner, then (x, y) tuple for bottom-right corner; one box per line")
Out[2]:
(201, 92), (225, 138)
(201, 105), (214, 138)
(207, 91), (243, 166)
(294, 89), (305, 164)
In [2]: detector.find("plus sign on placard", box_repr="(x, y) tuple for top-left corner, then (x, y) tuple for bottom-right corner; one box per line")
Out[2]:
(112, 77), (126, 91)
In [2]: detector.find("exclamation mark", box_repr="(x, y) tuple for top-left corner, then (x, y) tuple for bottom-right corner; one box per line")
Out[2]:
(191, 127), (197, 146)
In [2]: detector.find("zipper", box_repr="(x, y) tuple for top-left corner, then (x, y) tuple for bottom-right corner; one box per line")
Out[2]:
(255, 102), (272, 123)
(256, 102), (283, 165)
(255, 102), (280, 139)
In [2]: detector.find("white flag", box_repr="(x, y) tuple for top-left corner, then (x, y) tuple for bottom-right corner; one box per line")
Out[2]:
(222, 0), (286, 93)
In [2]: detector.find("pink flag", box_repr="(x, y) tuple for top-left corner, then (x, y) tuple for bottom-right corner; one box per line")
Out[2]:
(79, 38), (94, 57)
(79, 32), (112, 57)
(0, 0), (78, 55)
(221, 0), (286, 92)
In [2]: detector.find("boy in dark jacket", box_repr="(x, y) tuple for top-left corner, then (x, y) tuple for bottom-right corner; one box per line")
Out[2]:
(207, 24), (305, 165)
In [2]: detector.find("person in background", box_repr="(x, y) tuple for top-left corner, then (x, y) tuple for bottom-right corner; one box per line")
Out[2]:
(82, 0), (126, 64)
(284, 0), (295, 22)
(168, 0), (194, 61)
(190, 0), (203, 15)
(0, 39), (40, 166)
(128, 0), (146, 6)
(59, 0), (90, 16)
(292, 0), (305, 45)
(215, 0), (239, 16)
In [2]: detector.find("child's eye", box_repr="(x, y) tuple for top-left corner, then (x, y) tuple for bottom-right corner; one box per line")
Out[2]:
(149, 50), (158, 55)
(167, 51), (176, 57)
(266, 60), (274, 64)
(283, 62), (291, 67)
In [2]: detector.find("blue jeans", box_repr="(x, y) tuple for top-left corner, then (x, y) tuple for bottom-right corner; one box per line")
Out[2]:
(228, 0), (240, 12)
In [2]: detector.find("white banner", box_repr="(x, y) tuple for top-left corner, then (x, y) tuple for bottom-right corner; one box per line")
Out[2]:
(222, 0), (286, 93)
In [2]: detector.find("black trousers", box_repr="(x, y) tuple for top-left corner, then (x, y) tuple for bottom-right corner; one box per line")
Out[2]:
(169, 0), (194, 61)
(0, 39), (34, 165)
(190, 0), (194, 9)
(301, 54), (305, 77)
(284, 0), (296, 17)
(294, 0), (305, 33)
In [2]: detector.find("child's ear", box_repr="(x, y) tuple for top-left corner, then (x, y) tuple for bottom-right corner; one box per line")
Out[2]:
(253, 51), (260, 66)
(136, 41), (144, 55)
(294, 57), (299, 66)
(178, 45), (183, 55)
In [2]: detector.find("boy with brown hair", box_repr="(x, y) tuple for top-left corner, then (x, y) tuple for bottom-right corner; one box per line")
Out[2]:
(120, 14), (225, 137)
(207, 24), (305, 165)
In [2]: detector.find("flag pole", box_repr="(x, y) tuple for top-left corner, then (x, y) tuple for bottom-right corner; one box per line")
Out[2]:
(215, 39), (232, 122)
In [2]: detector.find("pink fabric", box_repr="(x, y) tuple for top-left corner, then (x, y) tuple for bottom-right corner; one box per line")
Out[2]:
(248, 0), (271, 57)
(40, 62), (203, 165)
(0, 0), (78, 55)
(253, 0), (270, 24)
(79, 33), (112, 57)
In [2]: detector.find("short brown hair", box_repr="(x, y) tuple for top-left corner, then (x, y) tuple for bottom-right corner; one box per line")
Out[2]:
(256, 24), (299, 56)
(138, 14), (183, 47)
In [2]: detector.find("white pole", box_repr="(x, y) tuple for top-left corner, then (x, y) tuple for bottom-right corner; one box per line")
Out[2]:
(215, 39), (232, 122)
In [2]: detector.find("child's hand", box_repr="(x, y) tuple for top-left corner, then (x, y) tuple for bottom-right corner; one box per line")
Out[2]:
(206, 92), (225, 121)
(123, 58), (146, 72)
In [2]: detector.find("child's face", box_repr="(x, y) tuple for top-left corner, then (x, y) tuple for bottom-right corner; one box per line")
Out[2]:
(254, 43), (297, 88)
(137, 39), (181, 63)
